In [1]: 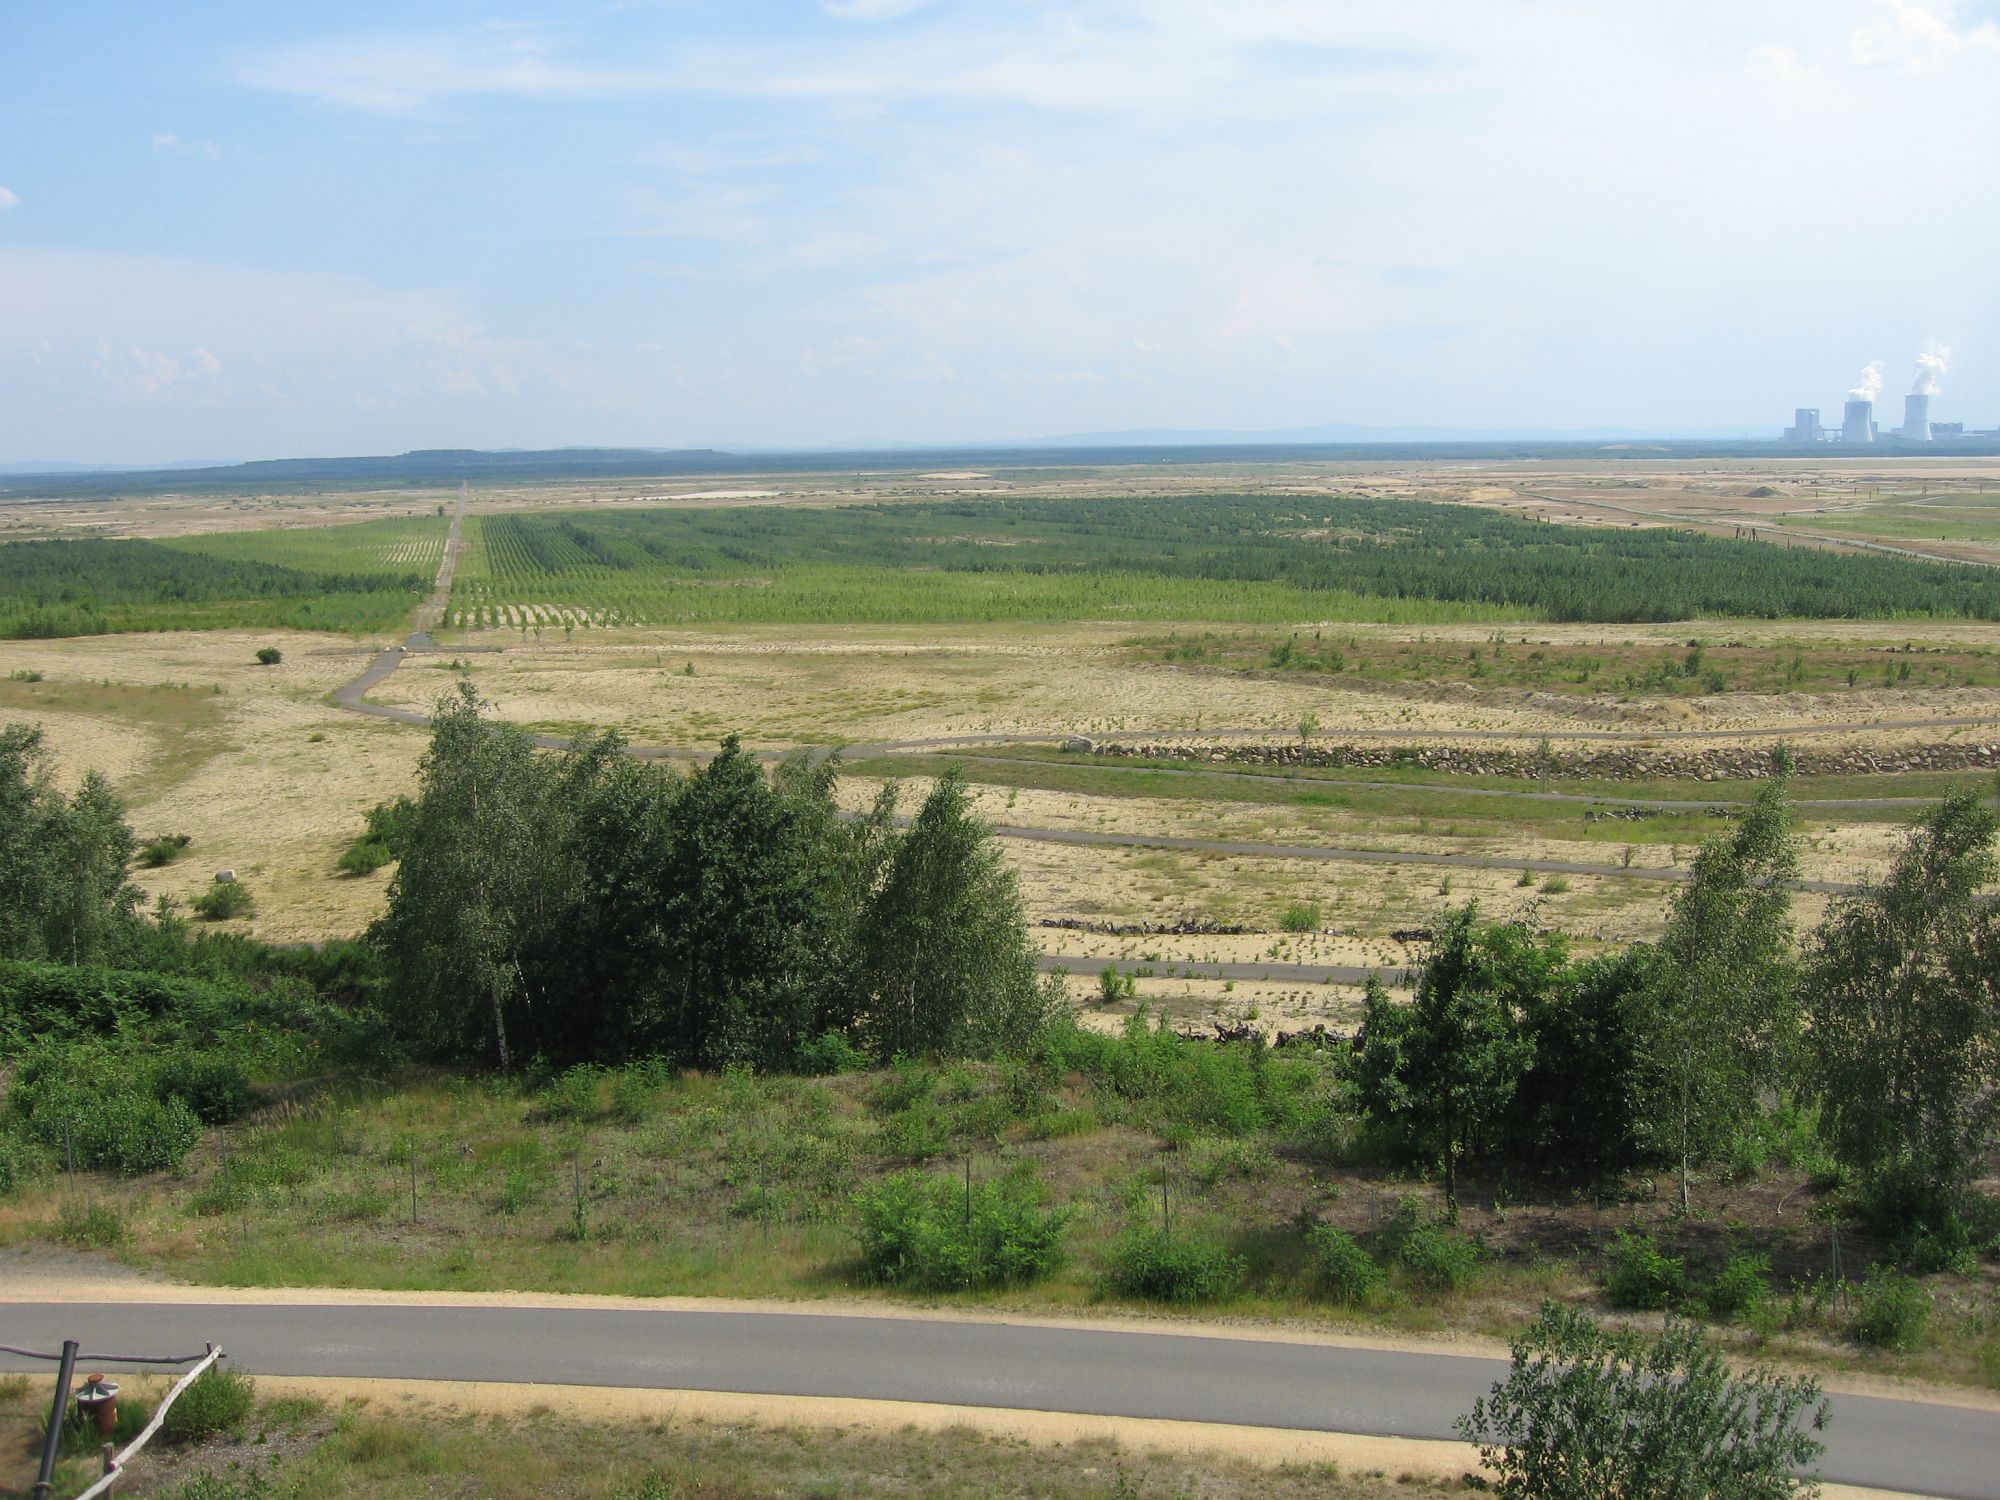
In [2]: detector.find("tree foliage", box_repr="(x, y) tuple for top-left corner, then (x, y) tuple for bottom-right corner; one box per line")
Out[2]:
(371, 699), (1047, 1070)
(1355, 905), (1544, 1208)
(1459, 1302), (1828, 1500)
(1634, 778), (1801, 1210)
(856, 767), (1054, 1060)
(0, 724), (140, 965)
(1805, 788), (2000, 1229)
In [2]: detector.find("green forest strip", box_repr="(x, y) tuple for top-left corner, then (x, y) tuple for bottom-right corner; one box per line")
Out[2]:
(444, 495), (2000, 628)
(0, 535), (428, 639)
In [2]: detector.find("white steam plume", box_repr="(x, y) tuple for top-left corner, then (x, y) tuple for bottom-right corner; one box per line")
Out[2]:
(1912, 344), (1951, 396)
(1848, 360), (1884, 402)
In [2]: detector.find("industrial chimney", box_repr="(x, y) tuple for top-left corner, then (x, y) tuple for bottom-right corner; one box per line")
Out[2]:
(1842, 399), (1875, 444)
(1903, 393), (1932, 442)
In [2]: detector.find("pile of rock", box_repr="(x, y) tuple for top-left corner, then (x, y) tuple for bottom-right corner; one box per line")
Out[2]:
(1088, 739), (2000, 784)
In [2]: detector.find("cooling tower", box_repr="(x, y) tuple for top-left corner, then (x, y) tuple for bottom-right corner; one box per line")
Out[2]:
(1903, 393), (1932, 442)
(1842, 399), (1875, 444)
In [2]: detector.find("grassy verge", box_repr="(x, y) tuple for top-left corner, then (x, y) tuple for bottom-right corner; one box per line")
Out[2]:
(7, 1058), (1997, 1393)
(858, 754), (1837, 850)
(0, 1377), (1451, 1499)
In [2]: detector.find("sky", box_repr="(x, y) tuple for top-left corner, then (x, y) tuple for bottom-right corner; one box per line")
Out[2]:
(2, 1), (1998, 464)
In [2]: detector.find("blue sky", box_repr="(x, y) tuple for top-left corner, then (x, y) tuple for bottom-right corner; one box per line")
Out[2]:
(2, 1), (1997, 463)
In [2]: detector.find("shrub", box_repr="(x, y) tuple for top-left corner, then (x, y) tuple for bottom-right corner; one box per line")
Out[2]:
(796, 1030), (866, 1076)
(1848, 1267), (1930, 1351)
(254, 647), (282, 666)
(1105, 1229), (1245, 1303)
(1604, 1231), (1686, 1311)
(1278, 903), (1320, 934)
(855, 1166), (1071, 1291)
(1460, 1304), (1827, 1498)
(140, 834), (191, 868)
(162, 1367), (256, 1444)
(536, 1064), (603, 1122)
(1703, 1251), (1771, 1323)
(55, 1199), (126, 1247)
(153, 1050), (253, 1125)
(0, 1132), (42, 1196)
(1308, 1225), (1385, 1306)
(17, 1077), (202, 1176)
(1393, 1224), (1486, 1293)
(191, 882), (254, 921)
(336, 839), (393, 877)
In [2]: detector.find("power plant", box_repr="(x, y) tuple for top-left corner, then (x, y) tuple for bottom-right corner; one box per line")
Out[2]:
(1783, 349), (1994, 443)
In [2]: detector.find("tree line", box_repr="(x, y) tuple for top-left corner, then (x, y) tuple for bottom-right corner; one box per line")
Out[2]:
(370, 686), (1057, 1073)
(1354, 772), (2000, 1241)
(467, 494), (2000, 623)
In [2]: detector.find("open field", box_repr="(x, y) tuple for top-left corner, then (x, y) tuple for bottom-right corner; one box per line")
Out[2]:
(1, 461), (1997, 1011)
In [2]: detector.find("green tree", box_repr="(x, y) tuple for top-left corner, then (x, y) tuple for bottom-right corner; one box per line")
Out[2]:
(1459, 1302), (1828, 1500)
(1354, 903), (1542, 1211)
(1510, 944), (1662, 1179)
(855, 766), (1052, 1059)
(0, 724), (139, 965)
(372, 686), (575, 1069)
(1635, 778), (1801, 1212)
(644, 738), (858, 1068)
(1805, 788), (2000, 1229)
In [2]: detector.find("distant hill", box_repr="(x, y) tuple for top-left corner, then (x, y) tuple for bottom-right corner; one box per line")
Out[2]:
(7, 436), (1998, 500)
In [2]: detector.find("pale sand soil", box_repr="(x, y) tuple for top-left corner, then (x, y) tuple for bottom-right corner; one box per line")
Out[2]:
(373, 625), (2000, 748)
(0, 631), (421, 942)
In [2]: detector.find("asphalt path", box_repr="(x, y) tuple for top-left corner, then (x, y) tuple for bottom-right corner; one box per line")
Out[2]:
(4, 1301), (1995, 1499)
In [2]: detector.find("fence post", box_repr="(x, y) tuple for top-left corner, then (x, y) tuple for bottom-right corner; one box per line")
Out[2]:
(31, 1337), (79, 1500)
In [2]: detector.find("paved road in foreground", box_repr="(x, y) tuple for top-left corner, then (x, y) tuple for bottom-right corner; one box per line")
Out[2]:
(4, 1301), (1995, 1499)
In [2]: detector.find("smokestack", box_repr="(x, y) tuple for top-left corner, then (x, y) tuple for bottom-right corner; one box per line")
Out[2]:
(1903, 392), (1932, 442)
(1842, 399), (1875, 444)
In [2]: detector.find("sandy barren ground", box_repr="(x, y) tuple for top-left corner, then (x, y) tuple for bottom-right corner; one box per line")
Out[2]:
(368, 622), (2000, 751)
(0, 619), (1928, 966)
(0, 630), (422, 942)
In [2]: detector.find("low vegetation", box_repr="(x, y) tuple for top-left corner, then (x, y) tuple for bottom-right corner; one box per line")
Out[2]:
(0, 535), (427, 639)
(440, 494), (2000, 632)
(2, 703), (1998, 1411)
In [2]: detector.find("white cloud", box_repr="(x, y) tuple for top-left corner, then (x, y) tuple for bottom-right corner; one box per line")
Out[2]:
(0, 187), (18, 210)
(152, 131), (222, 158)
(1849, 0), (2000, 69)
(822, 0), (936, 20)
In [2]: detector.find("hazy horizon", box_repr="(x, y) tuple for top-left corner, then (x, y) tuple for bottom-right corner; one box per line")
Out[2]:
(4, 1), (1997, 465)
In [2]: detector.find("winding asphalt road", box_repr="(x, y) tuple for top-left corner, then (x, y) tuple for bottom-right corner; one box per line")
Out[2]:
(4, 1300), (1995, 1499)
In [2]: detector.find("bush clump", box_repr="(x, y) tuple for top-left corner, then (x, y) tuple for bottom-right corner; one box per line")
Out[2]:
(855, 1166), (1071, 1291)
(139, 834), (191, 868)
(1278, 903), (1320, 934)
(0, 1132), (43, 1196)
(1848, 1267), (1930, 1351)
(1702, 1250), (1770, 1323)
(796, 1030), (866, 1076)
(152, 1050), (253, 1125)
(254, 647), (282, 666)
(1307, 1224), (1385, 1306)
(162, 1367), (256, 1444)
(191, 882), (254, 921)
(1104, 1228), (1245, 1303)
(1604, 1230), (1686, 1311)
